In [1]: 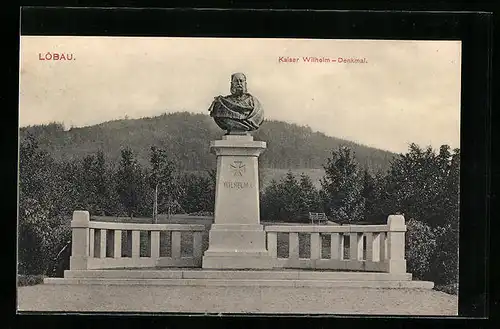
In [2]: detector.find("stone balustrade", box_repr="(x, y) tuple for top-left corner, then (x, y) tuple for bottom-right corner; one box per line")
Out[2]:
(264, 215), (407, 273)
(69, 211), (208, 270)
(69, 211), (406, 274)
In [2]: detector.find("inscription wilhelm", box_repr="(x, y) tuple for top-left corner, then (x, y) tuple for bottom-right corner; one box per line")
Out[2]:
(223, 181), (254, 189)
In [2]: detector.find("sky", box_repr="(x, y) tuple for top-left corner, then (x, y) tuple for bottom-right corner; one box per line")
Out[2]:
(19, 36), (461, 153)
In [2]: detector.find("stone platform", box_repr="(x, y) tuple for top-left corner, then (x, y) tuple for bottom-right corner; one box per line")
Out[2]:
(43, 269), (434, 289)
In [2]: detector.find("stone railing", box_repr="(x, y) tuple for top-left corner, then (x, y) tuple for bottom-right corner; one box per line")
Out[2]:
(69, 211), (209, 270)
(264, 215), (407, 273)
(69, 211), (406, 273)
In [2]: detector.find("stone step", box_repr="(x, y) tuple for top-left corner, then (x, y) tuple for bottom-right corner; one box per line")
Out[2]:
(63, 269), (413, 281)
(43, 277), (433, 289)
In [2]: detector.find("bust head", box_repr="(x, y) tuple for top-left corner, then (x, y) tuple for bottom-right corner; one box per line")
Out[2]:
(230, 72), (247, 96)
(209, 72), (264, 133)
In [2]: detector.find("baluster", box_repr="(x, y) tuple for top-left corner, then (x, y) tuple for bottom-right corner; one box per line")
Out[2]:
(267, 232), (278, 258)
(89, 228), (95, 258)
(350, 232), (363, 260)
(132, 230), (140, 258)
(310, 233), (321, 260)
(385, 234), (388, 259)
(151, 231), (160, 259)
(114, 230), (122, 258)
(330, 233), (340, 260)
(379, 232), (386, 262)
(374, 232), (381, 262)
(172, 231), (181, 259)
(340, 234), (345, 260)
(289, 232), (299, 259)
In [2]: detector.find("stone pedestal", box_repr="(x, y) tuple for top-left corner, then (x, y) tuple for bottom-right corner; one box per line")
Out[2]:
(202, 134), (273, 269)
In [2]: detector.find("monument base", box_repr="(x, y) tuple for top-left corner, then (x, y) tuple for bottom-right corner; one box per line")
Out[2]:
(203, 135), (272, 269)
(202, 254), (274, 270)
(202, 224), (274, 269)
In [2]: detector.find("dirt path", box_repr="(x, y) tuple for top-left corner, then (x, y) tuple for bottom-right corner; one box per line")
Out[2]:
(17, 284), (458, 315)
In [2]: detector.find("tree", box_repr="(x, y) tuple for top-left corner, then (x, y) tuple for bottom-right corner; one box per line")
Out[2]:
(178, 172), (215, 214)
(361, 169), (375, 221)
(430, 147), (459, 286)
(260, 171), (301, 222)
(280, 171), (303, 221)
(92, 150), (112, 214)
(18, 134), (71, 275)
(298, 173), (322, 215)
(383, 143), (456, 228)
(116, 147), (145, 219)
(260, 171), (321, 222)
(260, 179), (283, 222)
(366, 170), (391, 223)
(320, 145), (364, 222)
(75, 150), (119, 216)
(149, 146), (182, 221)
(19, 133), (55, 209)
(52, 158), (81, 216)
(442, 148), (460, 228)
(380, 143), (460, 287)
(206, 168), (217, 186)
(360, 169), (389, 224)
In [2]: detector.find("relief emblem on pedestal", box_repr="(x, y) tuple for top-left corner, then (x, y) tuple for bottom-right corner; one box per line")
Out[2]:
(230, 160), (246, 177)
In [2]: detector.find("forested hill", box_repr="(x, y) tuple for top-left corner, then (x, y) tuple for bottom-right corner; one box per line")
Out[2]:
(19, 112), (395, 173)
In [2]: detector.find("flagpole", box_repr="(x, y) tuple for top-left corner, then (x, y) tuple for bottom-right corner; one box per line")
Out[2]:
(154, 183), (158, 224)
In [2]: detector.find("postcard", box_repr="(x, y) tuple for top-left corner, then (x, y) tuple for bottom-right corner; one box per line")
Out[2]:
(18, 35), (461, 315)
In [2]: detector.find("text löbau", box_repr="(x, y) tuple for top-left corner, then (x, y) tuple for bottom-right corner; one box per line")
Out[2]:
(39, 52), (75, 61)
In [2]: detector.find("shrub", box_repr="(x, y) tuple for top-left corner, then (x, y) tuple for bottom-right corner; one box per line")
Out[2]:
(405, 218), (437, 281)
(45, 222), (72, 277)
(18, 212), (72, 276)
(430, 223), (459, 286)
(18, 274), (45, 286)
(434, 283), (459, 295)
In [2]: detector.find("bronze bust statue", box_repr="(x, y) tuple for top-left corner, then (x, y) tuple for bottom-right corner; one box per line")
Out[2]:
(208, 73), (264, 134)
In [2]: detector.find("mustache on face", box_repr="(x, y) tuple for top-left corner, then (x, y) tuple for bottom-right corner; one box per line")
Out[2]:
(231, 84), (246, 92)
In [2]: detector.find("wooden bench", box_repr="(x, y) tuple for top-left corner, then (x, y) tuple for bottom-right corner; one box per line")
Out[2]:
(308, 212), (328, 225)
